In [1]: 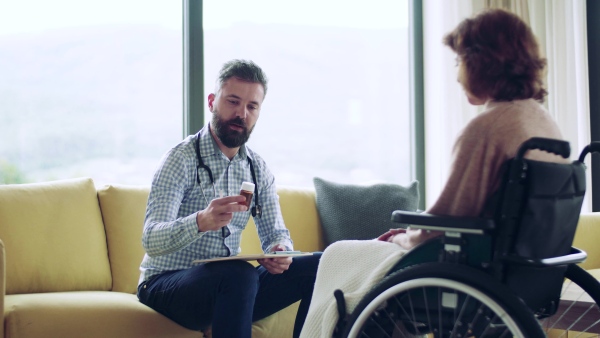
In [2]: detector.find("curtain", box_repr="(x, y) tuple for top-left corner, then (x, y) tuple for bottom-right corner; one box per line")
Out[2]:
(422, 0), (478, 210)
(483, 0), (530, 23)
(422, 0), (591, 211)
(537, 0), (591, 211)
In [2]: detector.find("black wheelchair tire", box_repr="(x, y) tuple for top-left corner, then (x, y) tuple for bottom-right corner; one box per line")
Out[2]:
(341, 262), (545, 338)
(564, 264), (600, 304)
(540, 263), (600, 334)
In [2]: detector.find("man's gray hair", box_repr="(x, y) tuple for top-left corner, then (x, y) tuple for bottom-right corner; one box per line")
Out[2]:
(215, 59), (268, 95)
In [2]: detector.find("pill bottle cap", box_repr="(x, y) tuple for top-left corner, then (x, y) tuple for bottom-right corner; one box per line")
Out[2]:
(241, 181), (255, 192)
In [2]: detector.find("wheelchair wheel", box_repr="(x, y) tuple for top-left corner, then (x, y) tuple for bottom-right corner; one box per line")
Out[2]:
(541, 264), (600, 336)
(342, 263), (545, 338)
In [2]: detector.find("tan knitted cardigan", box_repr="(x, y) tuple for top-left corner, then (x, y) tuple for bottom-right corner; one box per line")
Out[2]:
(428, 98), (566, 218)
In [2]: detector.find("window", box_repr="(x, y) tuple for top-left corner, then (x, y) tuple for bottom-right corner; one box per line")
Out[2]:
(203, 0), (412, 187)
(0, 0), (182, 186)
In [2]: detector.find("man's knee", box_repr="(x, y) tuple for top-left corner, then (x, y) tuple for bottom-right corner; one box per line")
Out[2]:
(212, 260), (259, 292)
(291, 252), (322, 277)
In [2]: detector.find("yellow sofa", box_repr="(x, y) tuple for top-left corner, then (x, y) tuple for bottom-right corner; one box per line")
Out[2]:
(0, 177), (324, 338)
(0, 177), (599, 338)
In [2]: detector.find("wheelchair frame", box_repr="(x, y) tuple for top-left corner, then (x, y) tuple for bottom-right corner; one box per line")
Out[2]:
(335, 138), (600, 338)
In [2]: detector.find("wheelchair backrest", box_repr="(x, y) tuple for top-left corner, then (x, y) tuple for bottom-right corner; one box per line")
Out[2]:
(495, 159), (586, 259)
(491, 138), (586, 313)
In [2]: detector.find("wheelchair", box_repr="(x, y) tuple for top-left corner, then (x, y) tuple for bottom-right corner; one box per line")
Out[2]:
(334, 138), (600, 338)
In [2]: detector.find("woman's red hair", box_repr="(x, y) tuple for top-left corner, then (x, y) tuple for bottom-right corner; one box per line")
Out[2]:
(444, 8), (547, 102)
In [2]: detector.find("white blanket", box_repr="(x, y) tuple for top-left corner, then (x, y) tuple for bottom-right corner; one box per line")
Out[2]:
(300, 240), (408, 338)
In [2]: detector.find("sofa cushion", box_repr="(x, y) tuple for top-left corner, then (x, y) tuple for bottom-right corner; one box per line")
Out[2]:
(0, 178), (112, 294)
(277, 185), (325, 252)
(5, 292), (202, 338)
(313, 177), (419, 247)
(573, 212), (600, 271)
(97, 184), (150, 293)
(251, 302), (299, 338)
(241, 185), (325, 254)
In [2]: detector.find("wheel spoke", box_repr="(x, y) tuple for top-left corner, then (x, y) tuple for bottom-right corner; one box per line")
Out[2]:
(542, 266), (600, 337)
(342, 265), (544, 338)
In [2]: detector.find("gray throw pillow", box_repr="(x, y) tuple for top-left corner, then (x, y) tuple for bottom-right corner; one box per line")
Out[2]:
(313, 177), (419, 247)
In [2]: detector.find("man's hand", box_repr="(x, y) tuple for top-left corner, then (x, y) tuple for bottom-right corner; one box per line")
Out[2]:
(257, 244), (292, 274)
(196, 195), (248, 232)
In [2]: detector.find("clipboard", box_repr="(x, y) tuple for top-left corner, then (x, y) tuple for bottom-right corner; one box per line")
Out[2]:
(192, 252), (313, 264)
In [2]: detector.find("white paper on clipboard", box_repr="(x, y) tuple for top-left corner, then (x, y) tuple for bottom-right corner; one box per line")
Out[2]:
(192, 252), (313, 264)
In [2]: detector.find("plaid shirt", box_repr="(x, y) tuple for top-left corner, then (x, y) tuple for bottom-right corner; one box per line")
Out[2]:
(139, 125), (293, 284)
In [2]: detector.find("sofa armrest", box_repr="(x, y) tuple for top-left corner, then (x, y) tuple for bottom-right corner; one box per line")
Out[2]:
(573, 212), (600, 270)
(0, 239), (5, 338)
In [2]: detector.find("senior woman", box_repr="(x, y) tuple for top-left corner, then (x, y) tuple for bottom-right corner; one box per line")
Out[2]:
(379, 8), (568, 249)
(300, 8), (567, 338)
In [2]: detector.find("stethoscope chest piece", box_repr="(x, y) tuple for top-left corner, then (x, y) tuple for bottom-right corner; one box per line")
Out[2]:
(252, 204), (262, 218)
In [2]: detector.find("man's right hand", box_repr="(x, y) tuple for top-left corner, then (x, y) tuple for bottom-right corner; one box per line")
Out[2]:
(196, 195), (248, 232)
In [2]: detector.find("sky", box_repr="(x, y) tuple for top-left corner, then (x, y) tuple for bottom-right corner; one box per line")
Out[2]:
(203, 0), (409, 29)
(0, 0), (409, 36)
(0, 0), (182, 35)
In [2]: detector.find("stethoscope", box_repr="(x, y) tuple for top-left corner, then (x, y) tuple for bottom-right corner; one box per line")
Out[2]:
(194, 132), (262, 218)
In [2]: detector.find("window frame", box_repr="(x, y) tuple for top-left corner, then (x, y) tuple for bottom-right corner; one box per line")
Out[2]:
(587, 0), (600, 212)
(184, 0), (600, 211)
(183, 0), (204, 136)
(409, 0), (426, 210)
(183, 0), (425, 206)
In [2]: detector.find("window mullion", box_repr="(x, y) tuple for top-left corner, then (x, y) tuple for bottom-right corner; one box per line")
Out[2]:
(183, 0), (204, 137)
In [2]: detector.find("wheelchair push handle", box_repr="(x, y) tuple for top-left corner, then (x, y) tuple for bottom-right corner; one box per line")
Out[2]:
(578, 141), (600, 162)
(516, 137), (570, 160)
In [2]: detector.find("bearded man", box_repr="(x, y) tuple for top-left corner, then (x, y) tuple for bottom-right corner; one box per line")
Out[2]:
(137, 59), (321, 338)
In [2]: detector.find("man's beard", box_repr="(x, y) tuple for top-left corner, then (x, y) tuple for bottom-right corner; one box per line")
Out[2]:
(211, 110), (254, 148)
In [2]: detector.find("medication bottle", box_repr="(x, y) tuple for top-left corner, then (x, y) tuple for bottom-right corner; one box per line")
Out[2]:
(239, 181), (255, 207)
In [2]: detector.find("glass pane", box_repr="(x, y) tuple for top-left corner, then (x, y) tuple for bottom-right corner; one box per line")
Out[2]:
(203, 0), (411, 188)
(0, 0), (182, 186)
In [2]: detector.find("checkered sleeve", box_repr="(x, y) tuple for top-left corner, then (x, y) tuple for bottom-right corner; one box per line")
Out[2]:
(142, 148), (203, 257)
(252, 154), (294, 252)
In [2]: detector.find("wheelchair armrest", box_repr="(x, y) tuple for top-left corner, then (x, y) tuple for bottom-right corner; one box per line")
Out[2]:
(501, 247), (587, 267)
(391, 210), (496, 235)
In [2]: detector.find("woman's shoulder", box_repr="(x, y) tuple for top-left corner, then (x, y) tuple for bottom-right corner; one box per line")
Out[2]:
(467, 99), (553, 133)
(480, 98), (542, 116)
(483, 98), (549, 118)
(463, 99), (562, 157)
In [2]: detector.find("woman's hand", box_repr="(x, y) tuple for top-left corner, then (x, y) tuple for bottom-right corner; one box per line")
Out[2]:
(377, 228), (412, 249)
(377, 228), (442, 250)
(377, 228), (407, 242)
